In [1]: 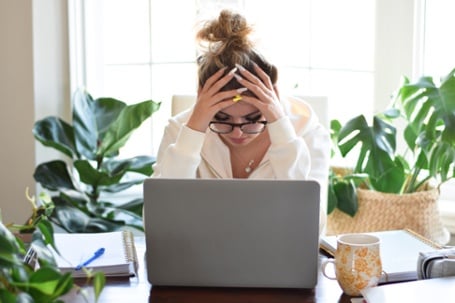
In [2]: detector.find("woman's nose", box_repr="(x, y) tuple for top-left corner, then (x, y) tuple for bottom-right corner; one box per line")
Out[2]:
(230, 125), (244, 137)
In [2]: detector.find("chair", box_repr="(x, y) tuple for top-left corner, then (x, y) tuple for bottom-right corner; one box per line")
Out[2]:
(171, 94), (329, 128)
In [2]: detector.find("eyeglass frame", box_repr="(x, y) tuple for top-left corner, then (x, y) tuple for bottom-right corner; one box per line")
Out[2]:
(208, 120), (268, 134)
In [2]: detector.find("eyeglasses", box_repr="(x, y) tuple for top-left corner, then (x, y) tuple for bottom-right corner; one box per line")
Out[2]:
(209, 121), (268, 134)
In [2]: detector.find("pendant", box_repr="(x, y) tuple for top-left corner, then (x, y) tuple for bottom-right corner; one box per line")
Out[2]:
(245, 160), (254, 174)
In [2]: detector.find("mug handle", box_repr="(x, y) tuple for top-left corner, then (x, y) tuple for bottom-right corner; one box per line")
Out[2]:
(321, 258), (337, 280)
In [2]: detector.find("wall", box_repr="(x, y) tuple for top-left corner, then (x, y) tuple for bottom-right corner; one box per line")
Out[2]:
(0, 1), (36, 225)
(0, 1), (70, 225)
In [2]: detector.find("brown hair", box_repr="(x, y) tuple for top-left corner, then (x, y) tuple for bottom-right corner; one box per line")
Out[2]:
(196, 10), (278, 92)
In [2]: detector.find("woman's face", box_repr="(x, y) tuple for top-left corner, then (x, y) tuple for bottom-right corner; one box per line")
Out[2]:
(212, 102), (267, 148)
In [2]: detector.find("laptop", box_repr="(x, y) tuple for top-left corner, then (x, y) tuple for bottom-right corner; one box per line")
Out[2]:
(143, 178), (320, 289)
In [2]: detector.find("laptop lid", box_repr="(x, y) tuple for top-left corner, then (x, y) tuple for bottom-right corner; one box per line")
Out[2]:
(143, 178), (320, 288)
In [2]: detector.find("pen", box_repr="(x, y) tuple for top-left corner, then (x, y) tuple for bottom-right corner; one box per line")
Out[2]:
(75, 247), (105, 270)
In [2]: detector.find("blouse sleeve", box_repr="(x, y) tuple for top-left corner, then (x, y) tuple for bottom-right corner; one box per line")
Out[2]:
(152, 119), (205, 178)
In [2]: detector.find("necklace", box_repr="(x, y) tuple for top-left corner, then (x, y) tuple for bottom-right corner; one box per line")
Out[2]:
(245, 160), (255, 174)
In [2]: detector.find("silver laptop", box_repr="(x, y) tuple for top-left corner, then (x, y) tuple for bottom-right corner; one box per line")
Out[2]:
(143, 178), (320, 288)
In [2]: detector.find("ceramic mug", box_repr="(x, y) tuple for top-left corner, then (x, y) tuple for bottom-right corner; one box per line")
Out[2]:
(321, 233), (382, 296)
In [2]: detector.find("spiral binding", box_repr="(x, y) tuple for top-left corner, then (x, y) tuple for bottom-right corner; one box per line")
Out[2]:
(122, 231), (139, 274)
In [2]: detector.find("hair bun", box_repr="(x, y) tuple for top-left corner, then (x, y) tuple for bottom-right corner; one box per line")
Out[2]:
(197, 9), (253, 56)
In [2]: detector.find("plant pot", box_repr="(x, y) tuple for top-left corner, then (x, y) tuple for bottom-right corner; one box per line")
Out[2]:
(326, 187), (450, 245)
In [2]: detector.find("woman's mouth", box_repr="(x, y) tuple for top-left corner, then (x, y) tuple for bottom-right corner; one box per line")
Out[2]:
(228, 137), (249, 145)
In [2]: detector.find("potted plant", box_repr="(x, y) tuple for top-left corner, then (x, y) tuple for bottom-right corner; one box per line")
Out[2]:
(328, 68), (455, 244)
(33, 89), (160, 233)
(1, 190), (105, 302)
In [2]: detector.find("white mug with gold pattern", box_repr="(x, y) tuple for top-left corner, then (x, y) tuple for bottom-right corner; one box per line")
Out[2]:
(321, 233), (382, 296)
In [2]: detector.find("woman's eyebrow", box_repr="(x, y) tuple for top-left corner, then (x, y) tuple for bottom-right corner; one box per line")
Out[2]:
(243, 110), (261, 119)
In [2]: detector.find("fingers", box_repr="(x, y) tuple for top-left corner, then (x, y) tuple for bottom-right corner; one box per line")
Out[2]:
(201, 67), (238, 97)
(233, 63), (274, 100)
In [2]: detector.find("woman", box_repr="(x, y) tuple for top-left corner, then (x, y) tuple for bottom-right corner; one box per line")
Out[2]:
(152, 10), (330, 229)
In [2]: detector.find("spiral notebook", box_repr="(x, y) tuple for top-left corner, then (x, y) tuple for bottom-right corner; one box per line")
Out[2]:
(50, 231), (138, 278)
(320, 229), (442, 283)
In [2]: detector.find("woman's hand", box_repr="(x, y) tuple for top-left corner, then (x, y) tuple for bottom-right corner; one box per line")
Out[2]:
(186, 67), (247, 132)
(233, 63), (285, 123)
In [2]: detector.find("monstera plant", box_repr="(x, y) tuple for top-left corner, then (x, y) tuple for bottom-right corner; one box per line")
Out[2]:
(33, 89), (160, 233)
(329, 68), (455, 216)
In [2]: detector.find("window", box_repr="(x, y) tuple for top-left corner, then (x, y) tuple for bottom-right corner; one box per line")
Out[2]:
(71, 1), (455, 227)
(420, 0), (455, 77)
(419, 0), (455, 213)
(72, 0), (377, 158)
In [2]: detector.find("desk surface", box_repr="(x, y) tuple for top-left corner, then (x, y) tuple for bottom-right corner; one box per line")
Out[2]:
(64, 236), (351, 303)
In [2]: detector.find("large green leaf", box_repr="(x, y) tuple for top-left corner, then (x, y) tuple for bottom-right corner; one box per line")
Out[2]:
(103, 155), (155, 176)
(51, 203), (122, 233)
(33, 160), (76, 191)
(333, 180), (358, 217)
(33, 116), (76, 159)
(0, 234), (21, 266)
(73, 90), (127, 160)
(27, 268), (72, 301)
(97, 100), (161, 157)
(0, 289), (18, 303)
(337, 114), (400, 192)
(117, 198), (144, 216)
(93, 271), (106, 302)
(327, 182), (337, 214)
(100, 179), (146, 193)
(74, 160), (123, 187)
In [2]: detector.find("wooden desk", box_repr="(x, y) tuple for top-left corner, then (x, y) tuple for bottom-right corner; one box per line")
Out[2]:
(65, 237), (351, 303)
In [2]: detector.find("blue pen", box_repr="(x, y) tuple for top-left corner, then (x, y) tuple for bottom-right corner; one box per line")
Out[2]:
(75, 248), (105, 270)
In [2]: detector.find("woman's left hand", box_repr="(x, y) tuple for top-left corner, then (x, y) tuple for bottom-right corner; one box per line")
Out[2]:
(234, 63), (285, 123)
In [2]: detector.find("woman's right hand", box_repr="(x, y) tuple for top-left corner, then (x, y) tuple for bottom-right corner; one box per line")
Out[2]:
(186, 67), (245, 132)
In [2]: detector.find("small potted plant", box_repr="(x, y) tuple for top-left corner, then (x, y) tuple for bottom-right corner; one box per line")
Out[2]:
(328, 68), (455, 245)
(0, 190), (105, 302)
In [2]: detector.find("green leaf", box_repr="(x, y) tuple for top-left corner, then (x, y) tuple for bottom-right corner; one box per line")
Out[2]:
(36, 220), (57, 254)
(336, 114), (401, 192)
(100, 179), (147, 193)
(74, 160), (123, 187)
(327, 183), (337, 214)
(73, 90), (127, 160)
(0, 234), (22, 266)
(117, 198), (143, 216)
(30, 235), (57, 268)
(52, 273), (74, 299)
(103, 155), (156, 176)
(51, 204), (122, 233)
(33, 116), (76, 159)
(27, 268), (69, 301)
(0, 289), (18, 303)
(333, 181), (358, 217)
(97, 100), (161, 157)
(33, 160), (76, 191)
(93, 271), (106, 302)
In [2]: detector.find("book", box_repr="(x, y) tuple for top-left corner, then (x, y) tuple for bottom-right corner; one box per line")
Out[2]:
(361, 276), (455, 303)
(50, 231), (138, 278)
(320, 229), (442, 283)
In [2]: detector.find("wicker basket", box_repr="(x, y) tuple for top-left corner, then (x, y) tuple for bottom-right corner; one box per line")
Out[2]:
(326, 186), (450, 245)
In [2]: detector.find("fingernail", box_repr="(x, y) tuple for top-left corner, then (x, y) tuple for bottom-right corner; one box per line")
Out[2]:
(235, 63), (246, 71)
(237, 87), (248, 93)
(233, 73), (243, 81)
(228, 67), (238, 75)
